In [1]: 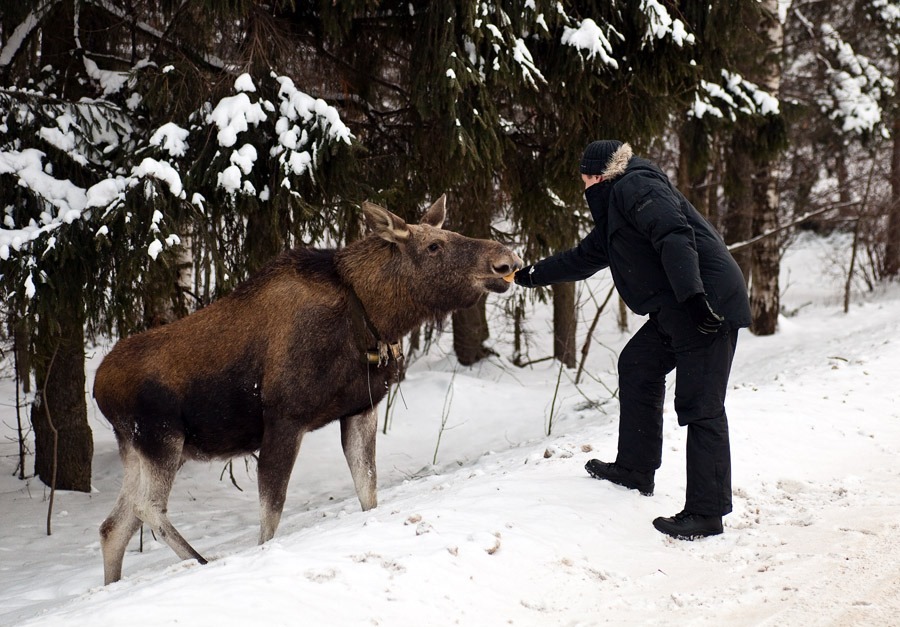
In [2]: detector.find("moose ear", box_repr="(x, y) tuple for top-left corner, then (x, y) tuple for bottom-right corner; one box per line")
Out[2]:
(420, 194), (446, 229)
(362, 201), (410, 243)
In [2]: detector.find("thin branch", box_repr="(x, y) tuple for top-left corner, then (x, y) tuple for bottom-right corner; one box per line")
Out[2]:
(575, 284), (616, 385)
(432, 369), (457, 466)
(727, 200), (859, 253)
(85, 0), (229, 72)
(514, 354), (554, 368)
(150, 0), (192, 61)
(547, 359), (565, 436)
(219, 460), (244, 491)
(315, 42), (409, 99)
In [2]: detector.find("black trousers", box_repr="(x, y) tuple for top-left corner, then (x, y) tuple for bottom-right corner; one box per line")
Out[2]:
(614, 308), (739, 516)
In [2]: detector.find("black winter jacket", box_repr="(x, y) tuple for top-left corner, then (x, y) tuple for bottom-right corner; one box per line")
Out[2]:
(525, 158), (751, 328)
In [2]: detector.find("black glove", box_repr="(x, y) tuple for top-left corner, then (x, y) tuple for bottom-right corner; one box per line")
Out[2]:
(685, 293), (724, 334)
(514, 265), (537, 288)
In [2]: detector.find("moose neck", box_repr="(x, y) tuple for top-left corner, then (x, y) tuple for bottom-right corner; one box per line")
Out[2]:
(335, 238), (425, 344)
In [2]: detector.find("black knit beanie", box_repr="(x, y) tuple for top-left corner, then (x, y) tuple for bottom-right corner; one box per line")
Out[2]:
(580, 140), (624, 175)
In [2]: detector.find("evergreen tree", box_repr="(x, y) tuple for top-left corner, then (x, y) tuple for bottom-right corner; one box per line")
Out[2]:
(779, 1), (893, 271)
(498, 1), (723, 363)
(679, 1), (787, 334)
(1, 0), (354, 489)
(7, 0), (893, 494)
(860, 0), (900, 278)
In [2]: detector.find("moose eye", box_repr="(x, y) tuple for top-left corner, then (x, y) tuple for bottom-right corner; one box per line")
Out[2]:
(427, 242), (441, 253)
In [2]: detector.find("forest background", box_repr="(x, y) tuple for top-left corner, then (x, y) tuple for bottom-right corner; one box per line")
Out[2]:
(1, 1), (898, 502)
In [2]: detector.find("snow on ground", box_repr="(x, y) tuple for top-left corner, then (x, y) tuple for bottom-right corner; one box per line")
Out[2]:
(1, 233), (898, 626)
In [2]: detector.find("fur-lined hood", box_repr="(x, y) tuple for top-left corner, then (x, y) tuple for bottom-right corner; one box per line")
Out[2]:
(601, 143), (633, 180)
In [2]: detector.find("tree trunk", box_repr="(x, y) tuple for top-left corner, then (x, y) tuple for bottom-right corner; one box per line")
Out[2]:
(449, 185), (494, 365)
(678, 118), (711, 217)
(512, 293), (526, 365)
(708, 142), (723, 230)
(749, 164), (780, 335)
(143, 235), (194, 327)
(748, 0), (784, 336)
(723, 130), (754, 284)
(617, 296), (629, 332)
(552, 282), (576, 368)
(246, 202), (285, 275)
(14, 318), (32, 394)
(885, 104), (900, 278)
(24, 0), (94, 492)
(31, 290), (93, 493)
(452, 294), (491, 366)
(788, 144), (817, 229)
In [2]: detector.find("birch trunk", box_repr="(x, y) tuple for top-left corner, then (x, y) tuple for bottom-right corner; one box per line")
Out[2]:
(749, 165), (780, 335)
(748, 0), (784, 336)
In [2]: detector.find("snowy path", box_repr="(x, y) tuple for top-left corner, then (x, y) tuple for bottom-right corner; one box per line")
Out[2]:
(2, 236), (899, 626)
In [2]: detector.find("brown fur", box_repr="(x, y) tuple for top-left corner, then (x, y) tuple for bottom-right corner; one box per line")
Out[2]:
(94, 196), (521, 584)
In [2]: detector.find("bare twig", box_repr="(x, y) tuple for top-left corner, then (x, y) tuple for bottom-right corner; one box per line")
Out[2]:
(432, 369), (457, 465)
(575, 285), (616, 385)
(727, 201), (858, 253)
(382, 382), (402, 435)
(219, 460), (244, 492)
(547, 359), (565, 436)
(514, 355), (555, 368)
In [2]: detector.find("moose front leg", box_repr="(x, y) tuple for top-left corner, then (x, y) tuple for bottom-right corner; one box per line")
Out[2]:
(340, 408), (378, 511)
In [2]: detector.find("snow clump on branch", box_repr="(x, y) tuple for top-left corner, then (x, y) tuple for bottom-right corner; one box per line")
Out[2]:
(690, 70), (780, 121)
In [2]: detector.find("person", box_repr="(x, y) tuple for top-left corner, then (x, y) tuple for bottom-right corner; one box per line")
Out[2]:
(515, 140), (751, 540)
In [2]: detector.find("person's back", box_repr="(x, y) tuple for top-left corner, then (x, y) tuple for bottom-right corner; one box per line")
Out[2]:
(515, 139), (749, 540)
(613, 157), (751, 325)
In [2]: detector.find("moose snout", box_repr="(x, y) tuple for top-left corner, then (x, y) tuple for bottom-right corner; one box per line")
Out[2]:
(492, 250), (523, 277)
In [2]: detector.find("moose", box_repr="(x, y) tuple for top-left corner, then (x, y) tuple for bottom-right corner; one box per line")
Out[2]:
(94, 195), (522, 584)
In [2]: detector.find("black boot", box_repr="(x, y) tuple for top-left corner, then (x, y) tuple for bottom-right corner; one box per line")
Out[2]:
(584, 459), (654, 496)
(652, 510), (723, 540)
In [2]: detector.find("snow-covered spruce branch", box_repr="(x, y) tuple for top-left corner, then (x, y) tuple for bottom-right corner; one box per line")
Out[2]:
(0, 0), (60, 70)
(0, 87), (125, 112)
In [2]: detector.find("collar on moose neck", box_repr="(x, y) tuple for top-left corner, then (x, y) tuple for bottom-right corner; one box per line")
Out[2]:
(345, 285), (403, 367)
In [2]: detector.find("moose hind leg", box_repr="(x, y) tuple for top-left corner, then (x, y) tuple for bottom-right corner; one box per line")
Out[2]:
(257, 425), (305, 545)
(134, 448), (208, 566)
(341, 408), (378, 511)
(100, 445), (142, 584)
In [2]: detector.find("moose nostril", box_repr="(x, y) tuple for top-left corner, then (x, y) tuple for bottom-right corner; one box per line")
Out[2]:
(493, 253), (523, 276)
